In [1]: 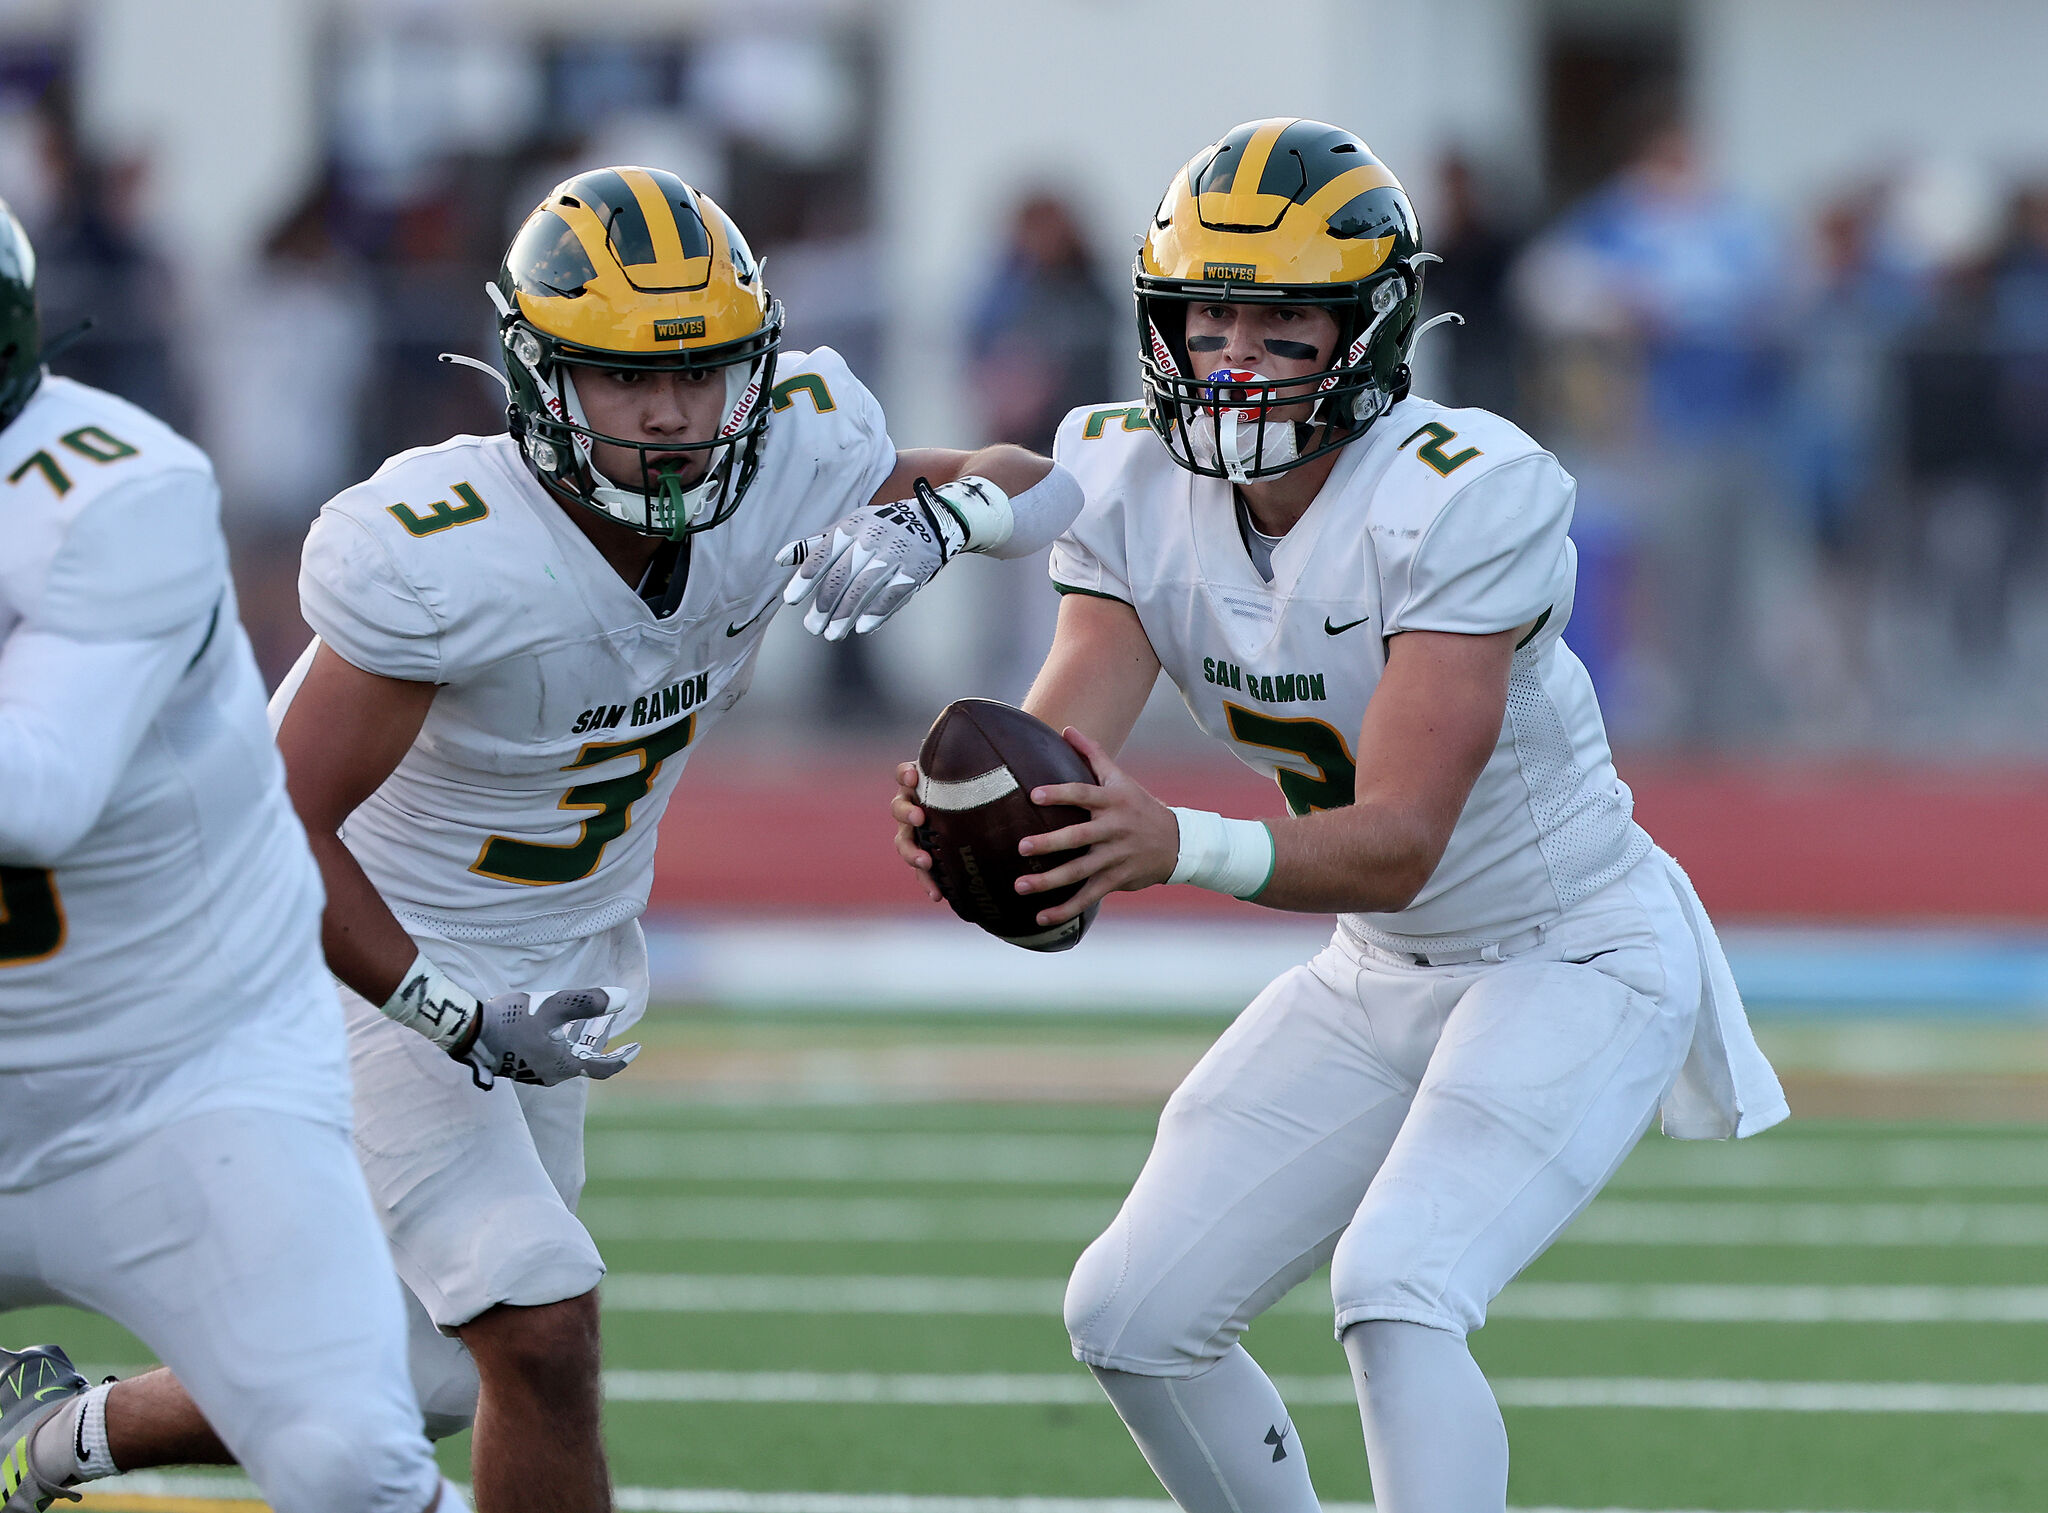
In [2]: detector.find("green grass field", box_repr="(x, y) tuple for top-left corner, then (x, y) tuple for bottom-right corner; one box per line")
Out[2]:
(19, 1008), (2048, 1512)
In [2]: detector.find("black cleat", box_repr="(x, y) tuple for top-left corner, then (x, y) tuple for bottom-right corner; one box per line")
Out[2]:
(0, 1346), (87, 1513)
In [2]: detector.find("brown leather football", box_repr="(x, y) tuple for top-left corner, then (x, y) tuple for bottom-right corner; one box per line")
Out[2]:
(914, 698), (1101, 951)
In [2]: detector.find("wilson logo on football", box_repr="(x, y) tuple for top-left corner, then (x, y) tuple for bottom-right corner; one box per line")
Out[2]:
(652, 316), (706, 340)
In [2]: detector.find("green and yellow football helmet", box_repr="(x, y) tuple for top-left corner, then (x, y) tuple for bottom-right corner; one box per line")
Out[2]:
(0, 199), (40, 431)
(492, 166), (782, 538)
(1137, 119), (1435, 481)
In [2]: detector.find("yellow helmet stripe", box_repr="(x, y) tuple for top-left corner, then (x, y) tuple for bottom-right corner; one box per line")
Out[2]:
(1298, 161), (1403, 222)
(1198, 119), (1293, 227)
(620, 167), (691, 274)
(552, 198), (619, 273)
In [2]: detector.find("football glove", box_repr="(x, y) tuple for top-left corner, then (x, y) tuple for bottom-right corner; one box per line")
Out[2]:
(465, 987), (640, 1088)
(777, 477), (1012, 640)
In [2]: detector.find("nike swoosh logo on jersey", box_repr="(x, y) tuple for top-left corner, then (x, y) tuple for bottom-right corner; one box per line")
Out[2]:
(1324, 614), (1371, 636)
(725, 603), (773, 637)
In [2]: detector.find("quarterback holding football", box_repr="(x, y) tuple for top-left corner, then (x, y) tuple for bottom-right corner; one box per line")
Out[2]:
(895, 120), (1787, 1513)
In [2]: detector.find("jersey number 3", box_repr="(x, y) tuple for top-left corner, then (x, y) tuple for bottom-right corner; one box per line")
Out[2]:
(471, 719), (695, 886)
(0, 867), (65, 966)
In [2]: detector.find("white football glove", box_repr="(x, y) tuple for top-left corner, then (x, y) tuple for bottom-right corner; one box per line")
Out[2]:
(465, 986), (641, 1088)
(777, 477), (1012, 640)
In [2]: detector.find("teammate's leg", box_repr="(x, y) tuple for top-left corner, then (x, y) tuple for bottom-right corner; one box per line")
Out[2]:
(445, 1073), (604, 1513)
(459, 1293), (606, 1513)
(32, 1106), (445, 1513)
(1065, 945), (1428, 1512)
(1330, 873), (1700, 1513)
(344, 941), (610, 1513)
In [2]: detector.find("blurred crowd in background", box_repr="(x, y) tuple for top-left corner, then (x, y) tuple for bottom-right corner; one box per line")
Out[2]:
(5, 18), (2048, 756)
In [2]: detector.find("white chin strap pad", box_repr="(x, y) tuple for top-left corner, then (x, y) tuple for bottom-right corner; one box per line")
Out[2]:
(1190, 413), (1299, 481)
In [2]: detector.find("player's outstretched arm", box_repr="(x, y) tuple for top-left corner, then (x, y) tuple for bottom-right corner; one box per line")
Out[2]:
(781, 445), (1084, 639)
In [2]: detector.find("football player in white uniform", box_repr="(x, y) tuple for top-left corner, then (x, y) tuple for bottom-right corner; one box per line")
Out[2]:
(99, 167), (1083, 1513)
(894, 121), (1788, 1513)
(0, 205), (459, 1513)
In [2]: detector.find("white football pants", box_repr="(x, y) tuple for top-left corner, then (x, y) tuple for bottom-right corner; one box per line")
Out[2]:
(1065, 854), (1705, 1504)
(0, 1103), (441, 1513)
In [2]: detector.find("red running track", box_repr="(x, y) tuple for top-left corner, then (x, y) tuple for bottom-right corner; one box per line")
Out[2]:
(650, 753), (2048, 922)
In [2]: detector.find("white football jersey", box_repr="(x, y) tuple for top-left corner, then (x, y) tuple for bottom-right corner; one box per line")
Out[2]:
(1051, 394), (1650, 950)
(278, 348), (895, 958)
(0, 378), (327, 1071)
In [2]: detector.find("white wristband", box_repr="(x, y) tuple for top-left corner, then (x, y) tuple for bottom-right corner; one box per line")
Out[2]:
(926, 475), (1014, 556)
(1168, 807), (1276, 900)
(380, 951), (481, 1053)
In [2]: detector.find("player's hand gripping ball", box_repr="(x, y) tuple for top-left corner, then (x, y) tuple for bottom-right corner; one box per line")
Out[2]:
(913, 699), (1101, 951)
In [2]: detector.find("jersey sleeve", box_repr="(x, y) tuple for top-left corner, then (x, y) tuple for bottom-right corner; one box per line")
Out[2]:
(299, 503), (445, 682)
(1381, 453), (1574, 638)
(789, 347), (898, 515)
(1046, 404), (1137, 604)
(35, 466), (226, 640)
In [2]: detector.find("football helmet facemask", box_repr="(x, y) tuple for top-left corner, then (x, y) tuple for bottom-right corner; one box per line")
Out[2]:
(1137, 119), (1441, 482)
(492, 166), (782, 538)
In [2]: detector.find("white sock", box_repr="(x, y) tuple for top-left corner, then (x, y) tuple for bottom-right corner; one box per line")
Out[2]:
(28, 1381), (119, 1488)
(1089, 1347), (1320, 1513)
(1343, 1319), (1508, 1513)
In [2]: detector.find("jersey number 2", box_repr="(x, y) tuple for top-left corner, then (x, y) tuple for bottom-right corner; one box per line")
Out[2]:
(0, 867), (65, 965)
(471, 719), (695, 886)
(1399, 422), (1481, 477)
(1225, 705), (1358, 816)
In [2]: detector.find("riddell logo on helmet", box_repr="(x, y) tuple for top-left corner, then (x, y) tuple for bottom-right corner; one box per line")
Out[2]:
(1203, 261), (1258, 283)
(653, 317), (706, 341)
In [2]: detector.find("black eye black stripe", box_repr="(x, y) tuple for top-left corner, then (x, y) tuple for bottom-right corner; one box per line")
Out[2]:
(1264, 338), (1317, 360)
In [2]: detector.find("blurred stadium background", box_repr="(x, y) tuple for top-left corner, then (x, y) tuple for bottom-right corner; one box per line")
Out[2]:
(9, 0), (2048, 1509)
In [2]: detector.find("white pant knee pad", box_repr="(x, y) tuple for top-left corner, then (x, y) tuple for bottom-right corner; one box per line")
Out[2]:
(1330, 1183), (1482, 1336)
(247, 1418), (438, 1513)
(1065, 1225), (1229, 1374)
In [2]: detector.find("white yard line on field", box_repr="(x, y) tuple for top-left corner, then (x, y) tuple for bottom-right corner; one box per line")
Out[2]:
(1568, 1199), (2048, 1245)
(600, 1273), (2048, 1323)
(598, 1370), (2048, 1413)
(579, 1193), (2048, 1247)
(83, 1474), (1962, 1513)
(1610, 1138), (2048, 1190)
(579, 1194), (1118, 1242)
(584, 1131), (1150, 1184)
(586, 1130), (2048, 1189)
